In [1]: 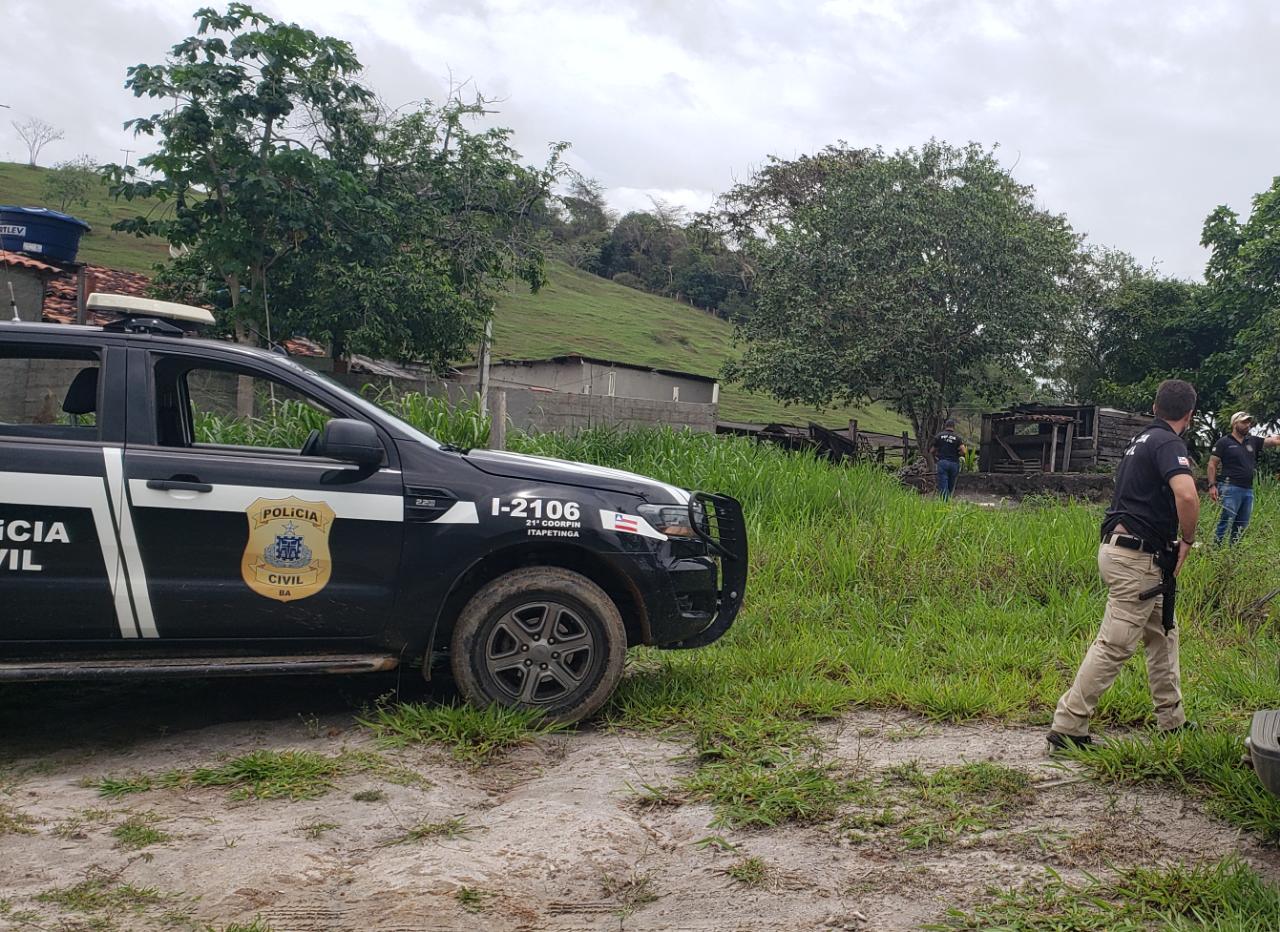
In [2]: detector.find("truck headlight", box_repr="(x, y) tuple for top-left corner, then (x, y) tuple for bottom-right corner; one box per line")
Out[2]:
(637, 502), (700, 538)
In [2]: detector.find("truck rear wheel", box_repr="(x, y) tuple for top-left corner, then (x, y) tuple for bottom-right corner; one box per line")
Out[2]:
(449, 567), (626, 724)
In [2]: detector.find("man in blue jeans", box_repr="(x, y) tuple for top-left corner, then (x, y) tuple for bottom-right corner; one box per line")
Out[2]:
(929, 418), (967, 500)
(1207, 411), (1280, 544)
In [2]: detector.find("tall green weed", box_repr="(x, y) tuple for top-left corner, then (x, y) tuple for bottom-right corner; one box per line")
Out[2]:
(511, 426), (1280, 838)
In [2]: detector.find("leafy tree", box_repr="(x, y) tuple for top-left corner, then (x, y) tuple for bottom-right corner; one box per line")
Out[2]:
(1043, 246), (1144, 403)
(41, 156), (101, 212)
(105, 4), (561, 373)
(278, 100), (563, 370)
(715, 140), (1078, 453)
(105, 3), (377, 342)
(1202, 177), (1280, 423)
(11, 117), (64, 167)
(556, 176), (612, 241)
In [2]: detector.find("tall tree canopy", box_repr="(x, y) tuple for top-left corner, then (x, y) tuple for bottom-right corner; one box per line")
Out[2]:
(107, 3), (561, 370)
(715, 140), (1078, 448)
(1202, 176), (1280, 422)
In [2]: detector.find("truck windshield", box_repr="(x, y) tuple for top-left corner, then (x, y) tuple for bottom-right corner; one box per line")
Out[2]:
(276, 358), (444, 450)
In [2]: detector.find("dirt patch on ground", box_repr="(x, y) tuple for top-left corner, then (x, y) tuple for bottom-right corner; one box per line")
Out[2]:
(2, 679), (1276, 931)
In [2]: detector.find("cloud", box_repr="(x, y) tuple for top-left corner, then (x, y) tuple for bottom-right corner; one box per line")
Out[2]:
(4, 0), (1278, 278)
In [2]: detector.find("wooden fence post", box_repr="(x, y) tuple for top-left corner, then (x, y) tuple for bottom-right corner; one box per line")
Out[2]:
(490, 389), (507, 450)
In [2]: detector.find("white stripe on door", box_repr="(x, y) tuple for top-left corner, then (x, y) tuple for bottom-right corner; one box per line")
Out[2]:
(104, 450), (158, 637)
(126, 479), (405, 522)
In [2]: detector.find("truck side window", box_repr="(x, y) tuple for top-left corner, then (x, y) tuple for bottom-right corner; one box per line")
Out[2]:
(0, 345), (101, 442)
(152, 359), (336, 454)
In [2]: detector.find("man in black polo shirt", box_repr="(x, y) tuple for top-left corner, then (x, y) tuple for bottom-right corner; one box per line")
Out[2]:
(929, 418), (967, 500)
(1049, 379), (1200, 751)
(1207, 411), (1280, 545)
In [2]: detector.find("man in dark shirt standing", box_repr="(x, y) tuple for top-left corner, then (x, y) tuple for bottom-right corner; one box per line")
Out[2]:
(1049, 379), (1200, 751)
(1207, 411), (1280, 545)
(929, 418), (967, 501)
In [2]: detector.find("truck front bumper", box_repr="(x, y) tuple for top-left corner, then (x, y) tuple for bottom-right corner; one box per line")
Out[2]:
(658, 492), (748, 650)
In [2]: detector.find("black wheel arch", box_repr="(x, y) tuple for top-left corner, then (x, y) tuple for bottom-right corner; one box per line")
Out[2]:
(424, 542), (650, 675)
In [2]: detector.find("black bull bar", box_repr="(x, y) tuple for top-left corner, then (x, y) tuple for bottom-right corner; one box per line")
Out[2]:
(665, 491), (748, 649)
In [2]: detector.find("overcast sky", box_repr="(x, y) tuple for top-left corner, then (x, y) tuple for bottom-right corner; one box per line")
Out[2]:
(3, 0), (1277, 279)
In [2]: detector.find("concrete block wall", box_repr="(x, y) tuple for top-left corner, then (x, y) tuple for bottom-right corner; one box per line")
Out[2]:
(504, 389), (717, 434)
(0, 357), (95, 425)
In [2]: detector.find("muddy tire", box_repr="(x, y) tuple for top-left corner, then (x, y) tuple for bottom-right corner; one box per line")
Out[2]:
(449, 567), (626, 724)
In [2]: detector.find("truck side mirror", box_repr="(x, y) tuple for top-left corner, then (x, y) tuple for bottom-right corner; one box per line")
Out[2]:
(315, 419), (383, 468)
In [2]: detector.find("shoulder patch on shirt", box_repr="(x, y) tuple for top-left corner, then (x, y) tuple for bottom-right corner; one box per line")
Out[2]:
(1177, 456), (1189, 466)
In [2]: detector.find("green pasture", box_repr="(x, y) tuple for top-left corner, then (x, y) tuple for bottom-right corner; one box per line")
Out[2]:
(492, 260), (905, 431)
(508, 427), (1280, 844)
(0, 161), (172, 273)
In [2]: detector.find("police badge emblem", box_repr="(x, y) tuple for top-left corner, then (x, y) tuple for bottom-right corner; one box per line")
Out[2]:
(241, 496), (336, 602)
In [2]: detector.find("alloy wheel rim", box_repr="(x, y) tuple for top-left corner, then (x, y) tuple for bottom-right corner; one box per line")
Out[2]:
(483, 600), (596, 705)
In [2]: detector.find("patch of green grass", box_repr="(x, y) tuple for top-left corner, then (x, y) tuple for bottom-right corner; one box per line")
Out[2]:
(351, 789), (386, 803)
(36, 873), (165, 917)
(724, 856), (769, 887)
(300, 820), (338, 839)
(849, 761), (1039, 851)
(53, 807), (112, 840)
(0, 802), (36, 835)
(455, 885), (491, 913)
(385, 816), (473, 846)
(92, 772), (182, 798)
(931, 857), (1280, 930)
(682, 754), (850, 829)
(111, 812), (171, 850)
(188, 750), (344, 800)
(94, 749), (381, 802)
(359, 701), (571, 764)
(205, 919), (274, 932)
(1067, 730), (1280, 844)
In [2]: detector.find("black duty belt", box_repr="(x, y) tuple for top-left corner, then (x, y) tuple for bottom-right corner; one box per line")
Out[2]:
(1102, 533), (1162, 555)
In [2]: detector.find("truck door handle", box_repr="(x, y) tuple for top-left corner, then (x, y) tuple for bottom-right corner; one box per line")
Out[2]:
(147, 478), (214, 493)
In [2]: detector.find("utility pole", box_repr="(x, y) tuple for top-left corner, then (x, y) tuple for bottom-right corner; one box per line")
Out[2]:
(120, 148), (135, 170)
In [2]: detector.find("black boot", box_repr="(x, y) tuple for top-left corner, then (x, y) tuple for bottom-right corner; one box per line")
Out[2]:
(1047, 731), (1092, 753)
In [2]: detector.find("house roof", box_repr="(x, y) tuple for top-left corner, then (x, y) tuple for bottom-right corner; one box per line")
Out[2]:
(458, 353), (718, 384)
(41, 263), (153, 326)
(1, 249), (62, 275)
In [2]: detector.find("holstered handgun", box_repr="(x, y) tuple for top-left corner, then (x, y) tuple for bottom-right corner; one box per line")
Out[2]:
(1139, 543), (1177, 635)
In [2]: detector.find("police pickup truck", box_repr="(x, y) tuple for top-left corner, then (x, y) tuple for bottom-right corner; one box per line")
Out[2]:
(0, 295), (746, 722)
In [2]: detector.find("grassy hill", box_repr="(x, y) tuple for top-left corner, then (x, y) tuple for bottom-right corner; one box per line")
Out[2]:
(0, 159), (905, 432)
(0, 161), (171, 273)
(494, 261), (904, 430)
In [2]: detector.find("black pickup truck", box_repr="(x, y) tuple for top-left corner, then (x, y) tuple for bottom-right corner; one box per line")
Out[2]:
(0, 296), (746, 722)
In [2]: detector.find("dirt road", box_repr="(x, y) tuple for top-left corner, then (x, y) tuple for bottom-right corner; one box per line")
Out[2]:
(2, 677), (1275, 931)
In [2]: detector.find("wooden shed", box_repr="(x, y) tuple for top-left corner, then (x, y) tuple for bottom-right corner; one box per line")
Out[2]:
(978, 404), (1150, 474)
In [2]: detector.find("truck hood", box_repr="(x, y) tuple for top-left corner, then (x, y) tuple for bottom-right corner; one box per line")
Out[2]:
(463, 449), (689, 504)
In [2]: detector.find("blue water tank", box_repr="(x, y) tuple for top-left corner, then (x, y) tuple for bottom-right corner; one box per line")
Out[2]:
(0, 206), (92, 263)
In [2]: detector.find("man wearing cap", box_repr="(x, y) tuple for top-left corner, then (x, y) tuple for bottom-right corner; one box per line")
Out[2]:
(1049, 379), (1200, 752)
(1207, 411), (1280, 545)
(929, 418), (967, 501)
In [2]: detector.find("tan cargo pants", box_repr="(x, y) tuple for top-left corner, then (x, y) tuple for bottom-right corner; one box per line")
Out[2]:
(1052, 542), (1185, 735)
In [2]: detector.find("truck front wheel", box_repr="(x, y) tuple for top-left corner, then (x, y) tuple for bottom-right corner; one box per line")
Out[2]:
(449, 567), (627, 724)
